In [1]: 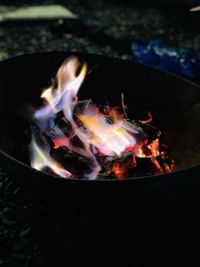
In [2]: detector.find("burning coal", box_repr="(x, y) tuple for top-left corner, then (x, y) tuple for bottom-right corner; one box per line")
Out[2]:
(29, 56), (174, 180)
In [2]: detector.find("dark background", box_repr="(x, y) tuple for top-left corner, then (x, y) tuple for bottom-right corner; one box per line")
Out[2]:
(0, 1), (200, 266)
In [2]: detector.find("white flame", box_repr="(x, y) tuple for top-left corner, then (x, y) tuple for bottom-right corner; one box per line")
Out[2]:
(30, 135), (71, 178)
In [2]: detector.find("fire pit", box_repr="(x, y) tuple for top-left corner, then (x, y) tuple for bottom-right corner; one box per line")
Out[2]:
(0, 52), (200, 266)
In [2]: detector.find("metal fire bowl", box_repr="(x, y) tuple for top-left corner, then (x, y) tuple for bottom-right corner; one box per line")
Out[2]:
(0, 52), (200, 266)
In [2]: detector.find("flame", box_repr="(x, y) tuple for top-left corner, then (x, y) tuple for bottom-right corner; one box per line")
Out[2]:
(78, 105), (138, 156)
(31, 57), (88, 178)
(30, 56), (172, 179)
(50, 125), (101, 180)
(30, 135), (71, 178)
(34, 57), (87, 127)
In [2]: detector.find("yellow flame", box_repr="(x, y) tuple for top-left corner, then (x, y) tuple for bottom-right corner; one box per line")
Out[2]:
(79, 109), (137, 156)
(41, 86), (57, 112)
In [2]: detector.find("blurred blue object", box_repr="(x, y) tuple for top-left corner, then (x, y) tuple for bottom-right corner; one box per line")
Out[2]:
(132, 40), (200, 78)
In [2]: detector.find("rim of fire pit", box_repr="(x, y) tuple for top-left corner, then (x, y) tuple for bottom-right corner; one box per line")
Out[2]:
(1, 148), (200, 184)
(0, 51), (200, 182)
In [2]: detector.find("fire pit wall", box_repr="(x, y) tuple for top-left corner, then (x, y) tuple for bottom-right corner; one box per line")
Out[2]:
(0, 53), (200, 266)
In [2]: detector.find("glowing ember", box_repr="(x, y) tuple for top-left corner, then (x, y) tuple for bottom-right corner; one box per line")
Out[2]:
(29, 56), (174, 179)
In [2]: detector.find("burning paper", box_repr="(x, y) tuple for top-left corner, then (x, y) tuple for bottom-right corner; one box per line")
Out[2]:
(29, 56), (173, 180)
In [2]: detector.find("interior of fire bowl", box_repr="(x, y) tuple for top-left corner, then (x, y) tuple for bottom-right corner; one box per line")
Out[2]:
(0, 53), (200, 176)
